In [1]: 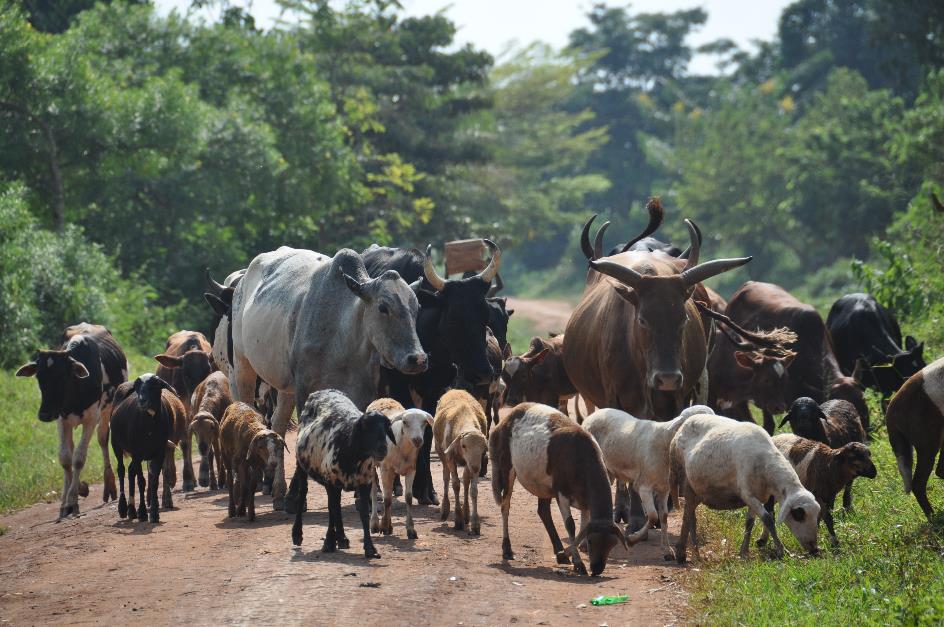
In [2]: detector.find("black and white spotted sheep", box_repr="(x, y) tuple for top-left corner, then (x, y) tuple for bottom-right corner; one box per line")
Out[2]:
(288, 389), (395, 558)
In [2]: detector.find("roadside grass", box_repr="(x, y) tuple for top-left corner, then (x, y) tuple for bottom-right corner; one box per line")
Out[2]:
(0, 351), (155, 513)
(506, 314), (544, 356)
(686, 399), (944, 624)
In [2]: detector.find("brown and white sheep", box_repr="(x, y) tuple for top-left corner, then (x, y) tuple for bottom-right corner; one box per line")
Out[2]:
(434, 389), (489, 535)
(490, 402), (627, 576)
(219, 402), (285, 522)
(767, 434), (877, 546)
(887, 356), (944, 520)
(367, 397), (433, 539)
(189, 371), (233, 490)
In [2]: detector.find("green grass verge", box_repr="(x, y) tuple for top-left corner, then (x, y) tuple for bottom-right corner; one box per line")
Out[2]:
(505, 314), (544, 356)
(0, 351), (155, 513)
(686, 398), (944, 624)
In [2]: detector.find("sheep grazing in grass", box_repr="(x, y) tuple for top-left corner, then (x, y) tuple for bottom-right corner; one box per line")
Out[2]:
(219, 402), (285, 522)
(490, 402), (627, 576)
(767, 434), (876, 546)
(367, 397), (433, 539)
(670, 412), (820, 563)
(289, 389), (394, 558)
(583, 405), (713, 560)
(434, 389), (489, 535)
(779, 397), (867, 509)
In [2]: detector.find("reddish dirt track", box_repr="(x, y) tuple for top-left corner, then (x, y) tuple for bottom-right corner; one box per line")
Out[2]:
(0, 301), (688, 626)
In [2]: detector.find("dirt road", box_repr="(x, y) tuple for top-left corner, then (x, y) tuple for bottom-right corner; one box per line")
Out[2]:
(0, 300), (688, 626)
(506, 297), (573, 336)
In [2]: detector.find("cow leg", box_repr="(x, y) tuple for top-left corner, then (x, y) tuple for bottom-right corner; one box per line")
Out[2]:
(180, 421), (196, 492)
(403, 468), (417, 539)
(413, 423), (438, 505)
(556, 495), (588, 575)
(56, 420), (75, 520)
(625, 486), (649, 534)
(98, 405), (117, 503)
(269, 391), (295, 511)
(357, 484), (380, 559)
(537, 498), (568, 565)
(614, 480), (631, 524)
(114, 445), (128, 519)
(66, 407), (98, 517)
(290, 467), (308, 546)
(761, 409), (776, 436)
(162, 441), (176, 509)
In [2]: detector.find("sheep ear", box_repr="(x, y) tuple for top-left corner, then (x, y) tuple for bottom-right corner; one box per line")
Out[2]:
(444, 438), (462, 459)
(778, 412), (791, 428)
(246, 433), (265, 461)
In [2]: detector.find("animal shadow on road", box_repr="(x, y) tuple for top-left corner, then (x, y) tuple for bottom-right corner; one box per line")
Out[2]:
(488, 560), (613, 584)
(213, 510), (293, 530)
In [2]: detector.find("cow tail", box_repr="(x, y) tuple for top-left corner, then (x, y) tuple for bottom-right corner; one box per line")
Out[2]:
(889, 425), (913, 493)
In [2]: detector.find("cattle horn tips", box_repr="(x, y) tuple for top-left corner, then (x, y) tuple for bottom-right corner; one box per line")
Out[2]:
(580, 215), (598, 260)
(593, 221), (611, 260)
(478, 239), (502, 283)
(423, 244), (447, 292)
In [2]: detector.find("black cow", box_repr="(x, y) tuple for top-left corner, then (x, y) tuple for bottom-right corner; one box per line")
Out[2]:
(827, 293), (925, 400)
(16, 323), (128, 518)
(362, 242), (501, 504)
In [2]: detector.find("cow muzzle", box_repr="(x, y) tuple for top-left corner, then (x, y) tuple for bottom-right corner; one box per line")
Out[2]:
(650, 370), (684, 392)
(400, 352), (428, 375)
(37, 410), (58, 423)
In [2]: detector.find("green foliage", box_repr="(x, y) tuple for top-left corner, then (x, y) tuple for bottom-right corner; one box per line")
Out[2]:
(686, 420), (944, 625)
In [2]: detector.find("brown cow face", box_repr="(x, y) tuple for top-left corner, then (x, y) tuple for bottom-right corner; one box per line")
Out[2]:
(155, 349), (213, 394)
(733, 351), (795, 414)
(613, 277), (695, 392)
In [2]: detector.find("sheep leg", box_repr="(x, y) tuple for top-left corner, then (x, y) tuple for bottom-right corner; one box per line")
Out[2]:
(126, 459), (138, 520)
(756, 497), (775, 547)
(613, 480), (630, 524)
(331, 487), (350, 550)
(556, 495), (588, 575)
(657, 491), (673, 561)
(180, 420), (196, 492)
(749, 496), (784, 558)
(98, 409), (116, 503)
(357, 484), (381, 559)
(370, 470), (381, 534)
(467, 466), (480, 535)
(501, 469), (516, 560)
(761, 409), (775, 436)
(290, 467), (308, 546)
(246, 467), (258, 522)
(115, 448), (128, 518)
(148, 455), (162, 524)
(382, 469), (396, 536)
(227, 456), (237, 517)
(912, 446), (936, 520)
(440, 460), (451, 523)
(537, 498), (569, 565)
(823, 506), (838, 547)
(236, 462), (248, 517)
(404, 468), (418, 539)
(413, 423), (439, 505)
(842, 481), (853, 511)
(161, 442), (176, 509)
(739, 511), (755, 558)
(135, 459), (148, 521)
(269, 390), (296, 511)
(207, 446), (218, 491)
(215, 437), (226, 489)
(626, 485), (656, 546)
(452, 464), (464, 531)
(675, 483), (699, 564)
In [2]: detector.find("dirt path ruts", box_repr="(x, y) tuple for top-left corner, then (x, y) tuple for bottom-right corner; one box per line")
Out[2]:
(0, 300), (687, 626)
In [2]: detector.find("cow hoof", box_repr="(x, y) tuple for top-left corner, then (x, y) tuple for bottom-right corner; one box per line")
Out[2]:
(454, 520), (465, 531)
(573, 561), (588, 576)
(393, 484), (403, 498)
(470, 525), (480, 536)
(337, 537), (350, 550)
(78, 482), (90, 498)
(228, 507), (237, 518)
(663, 552), (674, 562)
(118, 496), (128, 518)
(382, 527), (392, 536)
(555, 550), (570, 565)
(365, 547), (381, 559)
(370, 522), (380, 534)
(137, 505), (147, 521)
(261, 484), (272, 496)
(209, 481), (218, 491)
(182, 480), (196, 492)
(407, 529), (418, 540)
(149, 513), (159, 524)
(274, 496), (291, 512)
(321, 542), (337, 554)
(162, 497), (174, 510)
(198, 477), (209, 489)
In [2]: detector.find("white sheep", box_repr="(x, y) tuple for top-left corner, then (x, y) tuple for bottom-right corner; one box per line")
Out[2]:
(583, 405), (713, 560)
(434, 389), (489, 535)
(367, 398), (433, 539)
(669, 412), (820, 563)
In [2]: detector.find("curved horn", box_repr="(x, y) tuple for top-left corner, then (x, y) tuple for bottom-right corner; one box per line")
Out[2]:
(486, 273), (504, 298)
(423, 245), (447, 292)
(477, 239), (502, 283)
(620, 197), (664, 253)
(682, 219), (701, 270)
(588, 259), (644, 289)
(205, 268), (225, 295)
(679, 220), (702, 260)
(580, 215), (598, 260)
(681, 256), (752, 287)
(592, 221), (611, 259)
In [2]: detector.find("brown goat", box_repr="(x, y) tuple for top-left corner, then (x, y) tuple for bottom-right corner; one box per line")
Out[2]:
(219, 402), (285, 522)
(434, 389), (489, 535)
(769, 434), (877, 546)
(189, 371), (233, 490)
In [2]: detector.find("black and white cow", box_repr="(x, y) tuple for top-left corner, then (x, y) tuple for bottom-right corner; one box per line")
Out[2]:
(16, 323), (128, 518)
(289, 389), (395, 558)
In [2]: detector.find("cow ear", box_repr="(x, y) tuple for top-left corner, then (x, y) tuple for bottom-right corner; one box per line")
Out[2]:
(414, 289), (441, 308)
(506, 309), (514, 317)
(905, 335), (918, 350)
(914, 341), (925, 358)
(612, 283), (638, 306)
(502, 342), (513, 360)
(733, 351), (757, 370)
(155, 354), (183, 369)
(203, 293), (229, 317)
(15, 362), (38, 378)
(133, 377), (143, 396)
(70, 359), (90, 379)
(342, 273), (370, 301)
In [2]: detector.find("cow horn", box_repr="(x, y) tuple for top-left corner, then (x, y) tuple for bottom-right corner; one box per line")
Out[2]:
(205, 268), (225, 295)
(679, 220), (702, 260)
(477, 239), (502, 283)
(486, 273), (504, 298)
(580, 215), (598, 260)
(620, 197), (664, 253)
(682, 219), (701, 269)
(682, 256), (752, 287)
(423, 245), (447, 292)
(588, 259), (643, 289)
(593, 221), (611, 260)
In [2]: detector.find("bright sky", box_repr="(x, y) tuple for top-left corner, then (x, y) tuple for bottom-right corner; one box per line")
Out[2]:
(155, 0), (793, 74)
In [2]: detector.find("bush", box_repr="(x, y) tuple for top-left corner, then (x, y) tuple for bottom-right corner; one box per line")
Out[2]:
(0, 184), (178, 367)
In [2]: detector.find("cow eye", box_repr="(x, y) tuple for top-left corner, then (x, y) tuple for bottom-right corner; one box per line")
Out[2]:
(379, 303), (390, 315)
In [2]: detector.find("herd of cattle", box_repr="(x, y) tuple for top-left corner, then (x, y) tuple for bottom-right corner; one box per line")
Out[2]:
(13, 198), (944, 576)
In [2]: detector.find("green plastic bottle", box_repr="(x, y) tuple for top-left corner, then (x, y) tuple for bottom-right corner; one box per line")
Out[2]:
(590, 594), (629, 606)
